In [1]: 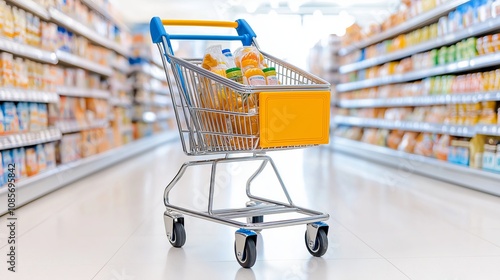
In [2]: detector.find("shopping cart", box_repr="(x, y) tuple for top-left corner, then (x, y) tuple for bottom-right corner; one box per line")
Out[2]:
(150, 17), (331, 268)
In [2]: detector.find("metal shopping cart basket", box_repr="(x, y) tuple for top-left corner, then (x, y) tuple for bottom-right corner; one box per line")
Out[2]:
(150, 17), (331, 268)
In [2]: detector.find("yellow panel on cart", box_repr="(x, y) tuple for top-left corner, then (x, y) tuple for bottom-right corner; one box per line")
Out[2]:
(259, 91), (330, 148)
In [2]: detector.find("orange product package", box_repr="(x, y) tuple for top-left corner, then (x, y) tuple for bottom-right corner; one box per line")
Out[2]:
(433, 134), (450, 161)
(414, 133), (436, 157)
(398, 132), (419, 153)
(387, 130), (405, 149)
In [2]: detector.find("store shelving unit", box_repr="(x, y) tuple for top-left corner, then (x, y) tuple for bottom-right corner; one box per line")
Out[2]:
(48, 7), (129, 57)
(5, 0), (50, 20)
(109, 96), (133, 107)
(334, 0), (500, 192)
(0, 0), (178, 214)
(56, 50), (114, 77)
(0, 128), (61, 150)
(56, 86), (110, 99)
(334, 115), (477, 137)
(0, 88), (59, 103)
(130, 64), (168, 82)
(337, 52), (500, 92)
(55, 119), (110, 134)
(331, 137), (500, 195)
(340, 16), (500, 73)
(0, 131), (178, 215)
(338, 0), (469, 56)
(80, 0), (130, 32)
(337, 91), (500, 108)
(0, 37), (58, 64)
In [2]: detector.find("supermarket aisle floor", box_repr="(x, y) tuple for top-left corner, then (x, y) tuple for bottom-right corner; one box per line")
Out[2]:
(1, 142), (500, 280)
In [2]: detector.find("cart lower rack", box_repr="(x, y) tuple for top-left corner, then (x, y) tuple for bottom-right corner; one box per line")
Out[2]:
(151, 17), (331, 268)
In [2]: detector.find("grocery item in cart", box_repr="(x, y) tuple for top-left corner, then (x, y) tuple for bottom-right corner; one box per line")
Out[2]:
(202, 45), (228, 76)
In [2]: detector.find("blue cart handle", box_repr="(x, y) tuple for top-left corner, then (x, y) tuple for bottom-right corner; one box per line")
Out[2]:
(150, 17), (257, 50)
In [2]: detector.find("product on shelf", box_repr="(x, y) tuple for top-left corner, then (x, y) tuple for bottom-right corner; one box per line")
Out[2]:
(414, 133), (437, 157)
(2, 150), (13, 183)
(13, 147), (27, 179)
(482, 136), (499, 171)
(433, 134), (450, 160)
(25, 147), (38, 176)
(44, 142), (56, 169)
(398, 131), (418, 153)
(36, 144), (47, 173)
(342, 0), (497, 64)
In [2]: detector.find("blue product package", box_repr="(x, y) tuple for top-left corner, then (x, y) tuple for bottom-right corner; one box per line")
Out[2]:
(2, 150), (14, 184)
(0, 152), (3, 187)
(17, 102), (30, 132)
(12, 148), (24, 179)
(3, 102), (19, 133)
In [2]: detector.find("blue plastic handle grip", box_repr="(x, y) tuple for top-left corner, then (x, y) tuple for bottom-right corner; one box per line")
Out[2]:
(150, 16), (257, 48)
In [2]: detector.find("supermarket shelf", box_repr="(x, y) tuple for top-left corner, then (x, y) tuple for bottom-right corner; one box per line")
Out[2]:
(56, 50), (113, 77)
(80, 0), (130, 32)
(132, 112), (157, 123)
(137, 83), (170, 95)
(112, 60), (131, 73)
(109, 97), (132, 107)
(0, 128), (61, 151)
(336, 52), (500, 92)
(340, 16), (500, 73)
(56, 86), (110, 99)
(476, 125), (500, 136)
(334, 115), (476, 137)
(0, 88), (59, 103)
(337, 91), (500, 108)
(130, 64), (167, 82)
(110, 80), (132, 92)
(156, 112), (173, 121)
(0, 131), (178, 215)
(55, 119), (109, 134)
(5, 0), (50, 20)
(331, 137), (500, 196)
(338, 0), (469, 56)
(0, 37), (58, 64)
(48, 8), (129, 57)
(134, 98), (171, 107)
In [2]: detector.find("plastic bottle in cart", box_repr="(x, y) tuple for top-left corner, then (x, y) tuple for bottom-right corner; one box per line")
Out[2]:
(262, 67), (278, 85)
(222, 49), (237, 68)
(225, 67), (243, 84)
(241, 59), (266, 86)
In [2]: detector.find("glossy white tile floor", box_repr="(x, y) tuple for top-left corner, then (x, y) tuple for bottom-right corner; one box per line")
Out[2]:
(1, 142), (500, 280)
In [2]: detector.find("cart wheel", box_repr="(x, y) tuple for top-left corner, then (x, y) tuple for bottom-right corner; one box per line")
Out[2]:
(234, 237), (257, 268)
(169, 222), (186, 248)
(305, 229), (328, 257)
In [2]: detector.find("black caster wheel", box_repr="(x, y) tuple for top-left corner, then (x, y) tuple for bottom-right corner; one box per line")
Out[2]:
(305, 228), (328, 257)
(169, 222), (186, 248)
(234, 237), (257, 268)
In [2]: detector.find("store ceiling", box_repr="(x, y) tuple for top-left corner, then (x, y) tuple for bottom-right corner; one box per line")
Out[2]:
(117, 0), (400, 25)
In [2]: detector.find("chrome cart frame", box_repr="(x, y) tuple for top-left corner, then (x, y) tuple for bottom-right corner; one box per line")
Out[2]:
(150, 17), (331, 268)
